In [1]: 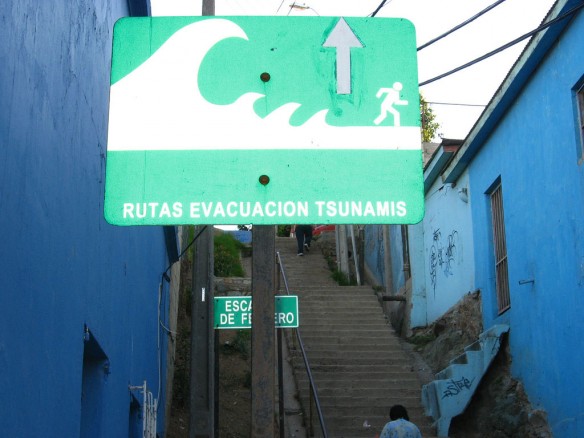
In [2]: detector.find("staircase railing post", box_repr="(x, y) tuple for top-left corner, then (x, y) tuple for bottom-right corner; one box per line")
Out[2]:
(309, 387), (314, 436)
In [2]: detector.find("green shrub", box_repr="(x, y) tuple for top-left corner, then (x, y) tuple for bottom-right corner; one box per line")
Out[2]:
(324, 253), (357, 286)
(221, 330), (251, 359)
(186, 226), (195, 262)
(214, 233), (245, 277)
(277, 225), (291, 237)
(331, 269), (356, 286)
(408, 333), (437, 350)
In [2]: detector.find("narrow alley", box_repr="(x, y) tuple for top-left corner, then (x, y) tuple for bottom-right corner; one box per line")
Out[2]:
(276, 235), (437, 437)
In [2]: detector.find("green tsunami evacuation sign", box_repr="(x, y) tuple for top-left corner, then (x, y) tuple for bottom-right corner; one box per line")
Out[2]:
(105, 16), (424, 226)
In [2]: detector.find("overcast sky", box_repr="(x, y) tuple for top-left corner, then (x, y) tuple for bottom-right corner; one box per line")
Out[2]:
(149, 0), (557, 140)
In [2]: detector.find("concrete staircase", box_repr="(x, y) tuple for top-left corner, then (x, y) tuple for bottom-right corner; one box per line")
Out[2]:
(276, 236), (436, 438)
(421, 324), (510, 437)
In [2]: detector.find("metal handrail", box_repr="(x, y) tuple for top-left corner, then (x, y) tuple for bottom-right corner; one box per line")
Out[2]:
(276, 251), (329, 438)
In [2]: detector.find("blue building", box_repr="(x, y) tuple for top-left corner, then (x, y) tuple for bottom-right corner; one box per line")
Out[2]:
(442, 0), (584, 435)
(0, 1), (180, 436)
(363, 140), (476, 335)
(366, 0), (584, 435)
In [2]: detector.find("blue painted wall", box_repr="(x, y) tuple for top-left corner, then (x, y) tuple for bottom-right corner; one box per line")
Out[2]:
(422, 171), (475, 324)
(364, 170), (475, 329)
(364, 225), (385, 286)
(0, 1), (173, 437)
(364, 224), (406, 293)
(468, 8), (584, 436)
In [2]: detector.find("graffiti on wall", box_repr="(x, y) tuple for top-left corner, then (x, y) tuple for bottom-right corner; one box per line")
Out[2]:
(441, 376), (474, 399)
(429, 228), (459, 294)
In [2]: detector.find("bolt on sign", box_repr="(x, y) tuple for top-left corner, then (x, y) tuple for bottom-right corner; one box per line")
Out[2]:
(214, 296), (299, 329)
(105, 16), (423, 226)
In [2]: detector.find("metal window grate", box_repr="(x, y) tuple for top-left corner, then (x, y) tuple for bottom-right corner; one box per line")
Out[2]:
(401, 225), (411, 280)
(578, 87), (584, 155)
(490, 184), (510, 313)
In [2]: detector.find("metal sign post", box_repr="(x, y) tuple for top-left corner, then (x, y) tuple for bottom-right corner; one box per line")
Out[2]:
(189, 225), (215, 438)
(251, 225), (276, 437)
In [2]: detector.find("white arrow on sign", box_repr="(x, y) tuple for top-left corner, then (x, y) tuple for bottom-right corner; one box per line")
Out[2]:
(323, 18), (363, 95)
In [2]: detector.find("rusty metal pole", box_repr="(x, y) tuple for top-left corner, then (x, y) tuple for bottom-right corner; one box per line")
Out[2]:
(251, 225), (276, 436)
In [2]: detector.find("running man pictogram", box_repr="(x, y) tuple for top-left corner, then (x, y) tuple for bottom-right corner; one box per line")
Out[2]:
(374, 82), (409, 126)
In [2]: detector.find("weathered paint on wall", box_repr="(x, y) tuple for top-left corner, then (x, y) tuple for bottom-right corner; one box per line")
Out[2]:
(364, 170), (475, 329)
(422, 171), (475, 324)
(408, 222), (427, 328)
(468, 5), (584, 436)
(0, 1), (173, 437)
(363, 224), (406, 293)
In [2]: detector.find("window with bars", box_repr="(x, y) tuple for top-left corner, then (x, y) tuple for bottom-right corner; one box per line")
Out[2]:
(400, 225), (411, 280)
(490, 183), (510, 314)
(577, 85), (584, 160)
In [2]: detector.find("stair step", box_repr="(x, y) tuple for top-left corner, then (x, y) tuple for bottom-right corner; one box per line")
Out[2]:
(296, 287), (376, 292)
(298, 321), (391, 328)
(291, 346), (404, 355)
(299, 314), (387, 322)
(298, 331), (398, 339)
(299, 319), (390, 327)
(296, 336), (401, 347)
(299, 309), (384, 316)
(292, 358), (413, 367)
(310, 387), (422, 397)
(295, 382), (422, 393)
(310, 413), (433, 428)
(296, 365), (416, 374)
(295, 375), (420, 387)
(294, 372), (420, 384)
(300, 399), (425, 415)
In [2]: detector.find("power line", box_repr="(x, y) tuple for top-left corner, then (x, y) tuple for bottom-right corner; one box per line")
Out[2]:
(370, 0), (392, 18)
(287, 3), (320, 15)
(418, 0), (507, 51)
(419, 1), (584, 87)
(427, 101), (487, 107)
(276, 0), (285, 14)
(161, 225), (208, 280)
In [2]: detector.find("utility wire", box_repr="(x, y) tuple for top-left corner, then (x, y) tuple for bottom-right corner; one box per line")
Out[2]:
(157, 224), (209, 405)
(370, 0), (391, 17)
(161, 225), (208, 280)
(418, 0), (507, 51)
(276, 0), (286, 14)
(307, 6), (320, 16)
(427, 101), (487, 107)
(287, 3), (320, 15)
(420, 1), (584, 87)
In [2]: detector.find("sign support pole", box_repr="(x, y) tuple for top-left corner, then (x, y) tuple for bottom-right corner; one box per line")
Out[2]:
(190, 225), (215, 438)
(190, 4), (216, 437)
(276, 259), (286, 438)
(251, 225), (276, 436)
(202, 0), (214, 16)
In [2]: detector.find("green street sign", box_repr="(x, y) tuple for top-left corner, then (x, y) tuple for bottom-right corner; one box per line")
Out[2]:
(105, 16), (423, 226)
(214, 295), (299, 329)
